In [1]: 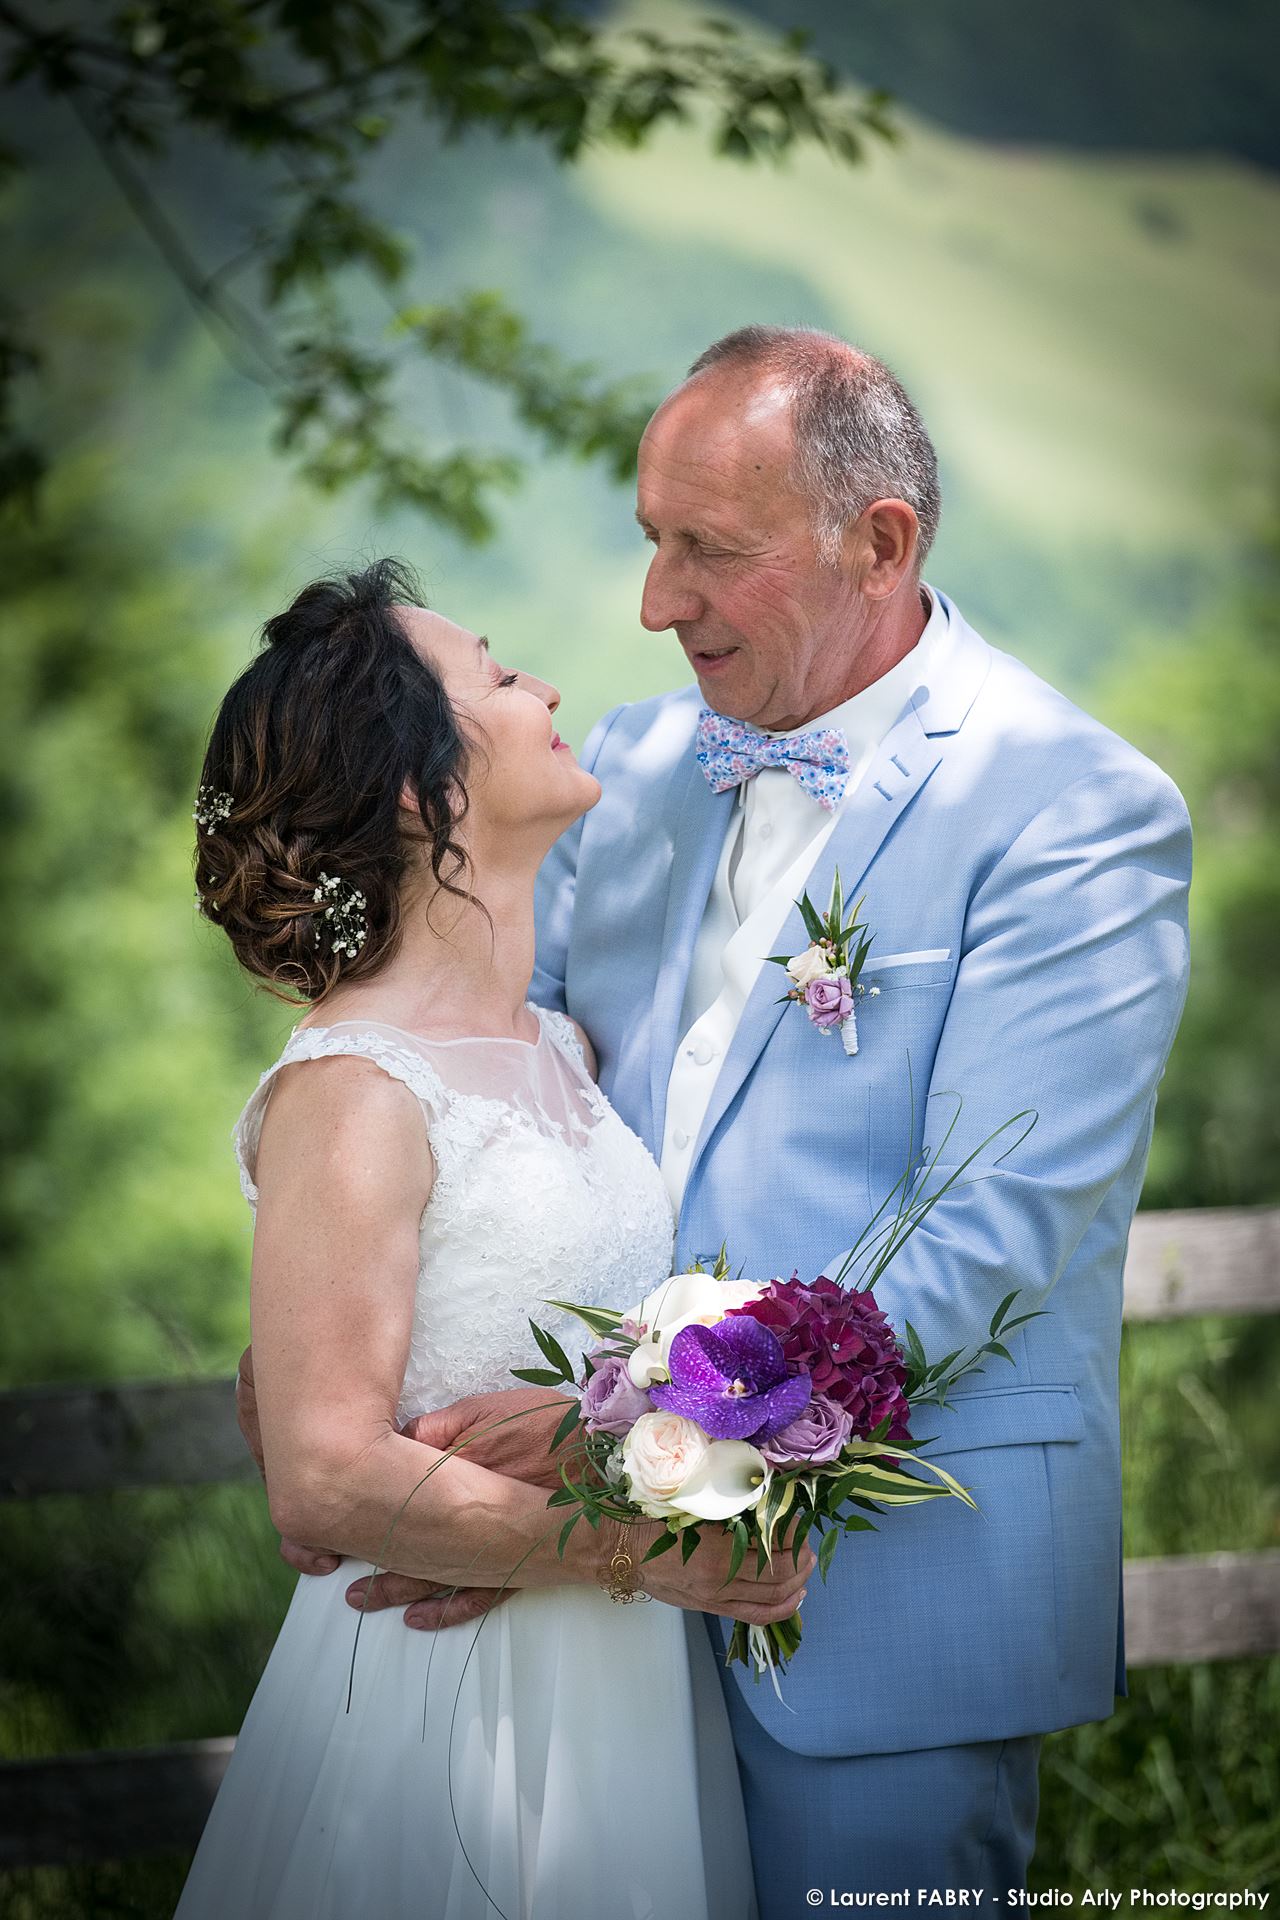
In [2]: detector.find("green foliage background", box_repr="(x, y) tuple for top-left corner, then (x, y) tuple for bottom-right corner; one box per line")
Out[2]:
(1, 2), (1277, 1910)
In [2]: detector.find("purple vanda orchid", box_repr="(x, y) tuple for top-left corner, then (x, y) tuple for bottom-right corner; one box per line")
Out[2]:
(649, 1314), (811, 1443)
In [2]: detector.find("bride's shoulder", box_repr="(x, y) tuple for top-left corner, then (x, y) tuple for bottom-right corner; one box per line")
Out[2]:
(244, 1034), (436, 1214)
(531, 1004), (598, 1080)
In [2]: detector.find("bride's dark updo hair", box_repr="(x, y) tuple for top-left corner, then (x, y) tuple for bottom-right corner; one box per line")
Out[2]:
(193, 558), (474, 1002)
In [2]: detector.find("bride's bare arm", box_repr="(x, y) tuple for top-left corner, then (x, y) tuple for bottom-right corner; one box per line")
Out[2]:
(248, 1055), (812, 1620)
(249, 1055), (607, 1591)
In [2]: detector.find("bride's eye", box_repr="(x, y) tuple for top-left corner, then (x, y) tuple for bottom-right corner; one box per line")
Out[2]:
(497, 672), (519, 689)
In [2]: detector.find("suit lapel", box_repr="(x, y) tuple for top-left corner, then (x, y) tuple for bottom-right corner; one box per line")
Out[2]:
(683, 604), (993, 1182)
(647, 756), (735, 1148)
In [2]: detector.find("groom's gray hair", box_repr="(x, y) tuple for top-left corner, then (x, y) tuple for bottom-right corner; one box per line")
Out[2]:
(686, 326), (941, 569)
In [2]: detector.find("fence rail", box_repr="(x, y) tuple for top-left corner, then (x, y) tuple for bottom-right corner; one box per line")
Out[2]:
(2, 1204), (1277, 1870)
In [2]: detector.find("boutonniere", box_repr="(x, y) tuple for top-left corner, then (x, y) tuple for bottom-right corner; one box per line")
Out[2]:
(767, 869), (878, 1056)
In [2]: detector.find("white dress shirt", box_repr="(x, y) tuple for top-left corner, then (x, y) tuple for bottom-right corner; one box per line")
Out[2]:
(660, 585), (948, 1214)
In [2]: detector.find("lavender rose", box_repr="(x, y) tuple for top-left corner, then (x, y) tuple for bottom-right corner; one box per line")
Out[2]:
(803, 973), (853, 1031)
(579, 1350), (653, 1436)
(760, 1390), (854, 1468)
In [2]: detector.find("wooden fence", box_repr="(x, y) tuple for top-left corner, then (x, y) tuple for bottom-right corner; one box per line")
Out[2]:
(2, 1204), (1278, 1869)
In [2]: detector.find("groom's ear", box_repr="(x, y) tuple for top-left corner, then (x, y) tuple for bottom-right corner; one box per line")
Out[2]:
(845, 497), (918, 599)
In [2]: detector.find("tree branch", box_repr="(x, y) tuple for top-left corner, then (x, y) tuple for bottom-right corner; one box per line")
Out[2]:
(63, 91), (284, 391)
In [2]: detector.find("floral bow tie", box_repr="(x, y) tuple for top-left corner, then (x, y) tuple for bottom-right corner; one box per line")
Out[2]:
(694, 709), (851, 812)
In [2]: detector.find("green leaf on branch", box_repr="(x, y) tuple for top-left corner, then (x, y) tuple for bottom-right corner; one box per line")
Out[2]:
(557, 1513), (581, 1557)
(528, 1318), (574, 1381)
(550, 1402), (583, 1450)
(989, 1290), (1020, 1336)
(727, 1519), (749, 1584)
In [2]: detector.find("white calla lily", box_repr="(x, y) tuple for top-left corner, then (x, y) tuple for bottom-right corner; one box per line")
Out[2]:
(668, 1439), (771, 1521)
(624, 1271), (768, 1387)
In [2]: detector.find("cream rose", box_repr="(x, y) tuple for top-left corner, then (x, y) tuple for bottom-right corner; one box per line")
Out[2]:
(621, 1412), (710, 1519)
(625, 1271), (767, 1388)
(786, 942), (836, 989)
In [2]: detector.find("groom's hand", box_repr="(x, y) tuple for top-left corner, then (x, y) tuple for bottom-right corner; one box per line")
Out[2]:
(347, 1389), (577, 1631)
(403, 1386), (577, 1491)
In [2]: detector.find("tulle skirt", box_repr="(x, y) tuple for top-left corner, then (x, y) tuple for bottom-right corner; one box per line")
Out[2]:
(174, 1562), (758, 1920)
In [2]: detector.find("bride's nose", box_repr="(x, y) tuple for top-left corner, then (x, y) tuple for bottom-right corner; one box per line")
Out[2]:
(528, 674), (560, 712)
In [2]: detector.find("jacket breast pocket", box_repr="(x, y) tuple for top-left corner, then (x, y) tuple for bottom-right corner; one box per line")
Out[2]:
(863, 947), (954, 992)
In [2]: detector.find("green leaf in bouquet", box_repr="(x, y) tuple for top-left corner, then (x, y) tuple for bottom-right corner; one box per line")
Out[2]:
(727, 1518), (749, 1584)
(551, 1402), (583, 1450)
(790, 1516), (815, 1569)
(817, 1525), (840, 1582)
(541, 1298), (625, 1339)
(680, 1527), (701, 1564)
(546, 1485), (579, 1507)
(923, 1349), (964, 1381)
(989, 1290), (1020, 1337)
(869, 1445), (978, 1509)
(642, 1528), (679, 1563)
(829, 870), (844, 934)
(982, 1340), (1014, 1365)
(511, 1366), (567, 1386)
(841, 1514), (877, 1534)
(528, 1318), (575, 1380)
(557, 1513), (582, 1557)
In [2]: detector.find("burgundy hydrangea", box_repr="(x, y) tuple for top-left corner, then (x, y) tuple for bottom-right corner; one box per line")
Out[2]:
(725, 1274), (912, 1443)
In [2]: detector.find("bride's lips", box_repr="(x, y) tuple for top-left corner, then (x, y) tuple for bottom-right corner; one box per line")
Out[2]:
(550, 732), (570, 752)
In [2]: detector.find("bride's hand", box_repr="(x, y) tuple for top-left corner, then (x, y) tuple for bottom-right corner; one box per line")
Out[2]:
(635, 1519), (816, 1626)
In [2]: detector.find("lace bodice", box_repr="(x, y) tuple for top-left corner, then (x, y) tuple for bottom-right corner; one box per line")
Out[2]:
(232, 1004), (676, 1424)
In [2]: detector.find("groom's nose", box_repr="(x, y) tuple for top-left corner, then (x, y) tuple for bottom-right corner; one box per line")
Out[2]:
(640, 550), (703, 632)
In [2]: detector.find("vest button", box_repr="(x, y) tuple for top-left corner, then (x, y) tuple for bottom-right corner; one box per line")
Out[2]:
(672, 1128), (690, 1151)
(692, 1041), (715, 1066)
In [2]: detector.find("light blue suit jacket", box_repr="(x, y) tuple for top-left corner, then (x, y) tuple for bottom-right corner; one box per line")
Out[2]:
(532, 591), (1191, 1759)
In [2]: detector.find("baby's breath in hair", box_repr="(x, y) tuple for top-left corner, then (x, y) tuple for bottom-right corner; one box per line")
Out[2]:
(313, 872), (368, 962)
(193, 785), (234, 832)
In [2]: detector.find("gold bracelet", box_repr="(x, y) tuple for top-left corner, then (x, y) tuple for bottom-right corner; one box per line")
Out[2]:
(597, 1518), (650, 1604)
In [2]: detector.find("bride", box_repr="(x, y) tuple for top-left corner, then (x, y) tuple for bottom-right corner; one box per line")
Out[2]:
(176, 559), (810, 1920)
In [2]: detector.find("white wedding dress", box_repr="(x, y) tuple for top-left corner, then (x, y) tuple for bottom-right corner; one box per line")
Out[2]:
(175, 1003), (757, 1920)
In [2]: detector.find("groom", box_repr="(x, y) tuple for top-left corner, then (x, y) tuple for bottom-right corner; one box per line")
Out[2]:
(242, 327), (1191, 1905)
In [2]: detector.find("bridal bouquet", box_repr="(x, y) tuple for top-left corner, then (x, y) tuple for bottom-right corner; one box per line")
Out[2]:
(514, 1108), (1040, 1687)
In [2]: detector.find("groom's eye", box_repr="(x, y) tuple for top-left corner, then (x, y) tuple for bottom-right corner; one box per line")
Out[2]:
(497, 672), (519, 689)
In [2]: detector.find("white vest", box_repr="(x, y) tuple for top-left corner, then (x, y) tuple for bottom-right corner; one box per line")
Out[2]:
(660, 588), (949, 1214)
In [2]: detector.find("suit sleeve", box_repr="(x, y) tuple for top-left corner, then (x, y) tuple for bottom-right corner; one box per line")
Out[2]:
(530, 705), (625, 1016)
(829, 766), (1192, 1359)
